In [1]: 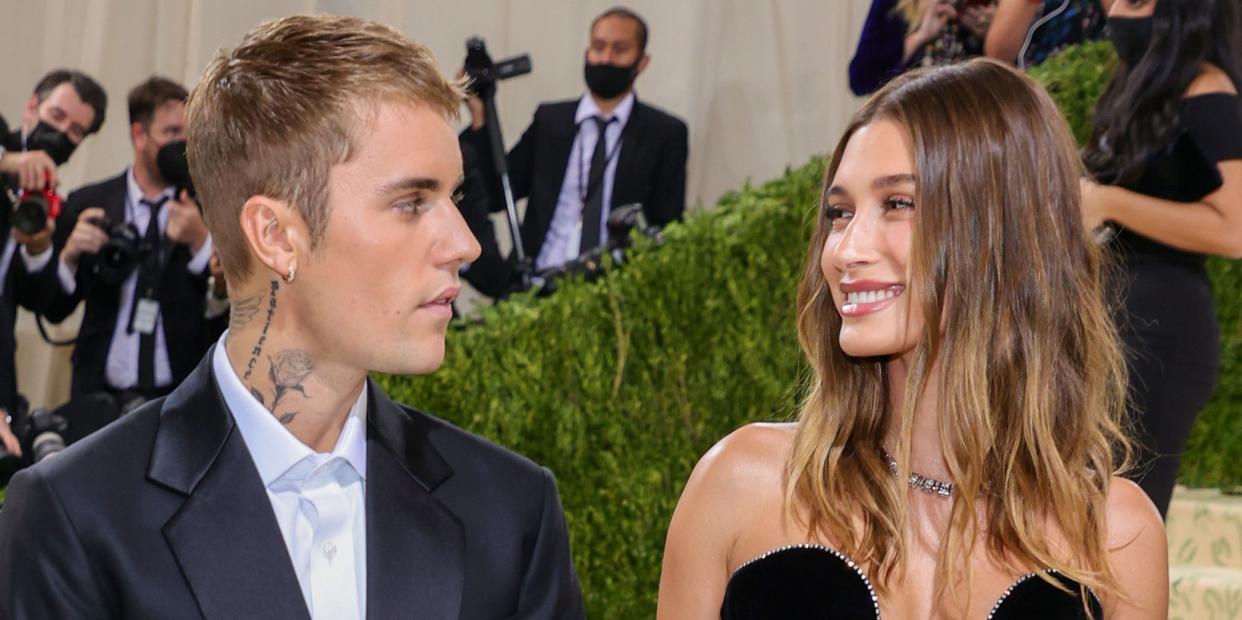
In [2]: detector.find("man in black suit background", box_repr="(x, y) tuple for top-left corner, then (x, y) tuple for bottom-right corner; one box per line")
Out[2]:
(460, 6), (688, 292)
(40, 76), (212, 407)
(0, 14), (584, 619)
(0, 69), (108, 455)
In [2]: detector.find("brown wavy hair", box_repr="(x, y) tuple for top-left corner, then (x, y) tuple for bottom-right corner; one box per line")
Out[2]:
(785, 58), (1131, 608)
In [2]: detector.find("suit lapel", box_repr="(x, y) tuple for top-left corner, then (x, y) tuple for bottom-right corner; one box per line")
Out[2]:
(364, 380), (464, 620)
(149, 350), (310, 620)
(613, 99), (647, 206)
(104, 174), (128, 230)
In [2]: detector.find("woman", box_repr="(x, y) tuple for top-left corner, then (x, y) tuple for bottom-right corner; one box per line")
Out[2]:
(658, 59), (1167, 618)
(849, 0), (996, 96)
(985, 0), (1108, 68)
(1082, 0), (1242, 517)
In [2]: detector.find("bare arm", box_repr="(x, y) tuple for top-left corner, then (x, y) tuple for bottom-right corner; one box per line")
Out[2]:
(657, 440), (739, 619)
(658, 424), (792, 619)
(984, 0), (1041, 64)
(1082, 70), (1242, 258)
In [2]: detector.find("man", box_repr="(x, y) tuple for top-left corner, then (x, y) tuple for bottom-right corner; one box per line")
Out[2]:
(0, 14), (585, 619)
(461, 6), (688, 288)
(0, 70), (108, 454)
(40, 76), (213, 407)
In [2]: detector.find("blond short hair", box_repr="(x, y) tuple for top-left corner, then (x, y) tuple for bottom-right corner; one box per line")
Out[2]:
(186, 14), (463, 282)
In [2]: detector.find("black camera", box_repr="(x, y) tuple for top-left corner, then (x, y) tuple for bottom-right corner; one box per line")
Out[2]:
(463, 37), (532, 97)
(89, 216), (145, 285)
(0, 393), (124, 486)
(16, 407), (68, 465)
(535, 203), (663, 294)
(12, 183), (63, 235)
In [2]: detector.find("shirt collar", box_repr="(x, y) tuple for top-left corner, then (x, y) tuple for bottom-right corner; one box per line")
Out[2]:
(125, 166), (175, 210)
(575, 91), (636, 129)
(212, 332), (368, 486)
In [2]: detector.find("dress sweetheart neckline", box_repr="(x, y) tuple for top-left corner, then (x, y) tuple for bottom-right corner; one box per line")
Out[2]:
(727, 543), (1100, 620)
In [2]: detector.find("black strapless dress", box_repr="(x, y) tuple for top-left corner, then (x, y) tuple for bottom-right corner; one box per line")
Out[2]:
(720, 544), (1103, 619)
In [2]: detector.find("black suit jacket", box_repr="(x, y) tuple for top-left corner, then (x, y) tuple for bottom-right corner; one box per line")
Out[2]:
(461, 96), (689, 264)
(0, 125), (63, 414)
(0, 226), (60, 415)
(0, 349), (586, 619)
(41, 172), (211, 397)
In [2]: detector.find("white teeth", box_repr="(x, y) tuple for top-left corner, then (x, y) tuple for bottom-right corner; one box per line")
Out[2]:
(845, 288), (900, 305)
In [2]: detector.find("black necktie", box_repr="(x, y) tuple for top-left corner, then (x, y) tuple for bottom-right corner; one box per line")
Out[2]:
(581, 115), (616, 252)
(135, 196), (168, 392)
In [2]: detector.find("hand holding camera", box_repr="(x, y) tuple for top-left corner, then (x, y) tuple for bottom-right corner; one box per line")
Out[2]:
(0, 149), (58, 193)
(165, 189), (208, 252)
(61, 207), (110, 272)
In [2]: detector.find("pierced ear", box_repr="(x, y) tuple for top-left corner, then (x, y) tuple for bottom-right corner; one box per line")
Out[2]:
(238, 196), (302, 280)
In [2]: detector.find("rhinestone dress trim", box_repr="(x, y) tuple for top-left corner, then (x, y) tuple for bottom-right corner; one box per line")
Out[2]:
(730, 545), (1100, 619)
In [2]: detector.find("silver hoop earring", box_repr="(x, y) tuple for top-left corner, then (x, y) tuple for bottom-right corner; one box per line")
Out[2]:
(283, 263), (296, 284)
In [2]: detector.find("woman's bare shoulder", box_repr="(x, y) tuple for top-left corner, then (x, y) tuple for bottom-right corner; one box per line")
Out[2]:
(1103, 476), (1164, 549)
(1186, 63), (1238, 98)
(1099, 476), (1169, 618)
(685, 422), (797, 500)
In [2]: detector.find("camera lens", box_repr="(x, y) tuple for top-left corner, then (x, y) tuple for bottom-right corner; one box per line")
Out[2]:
(31, 431), (66, 463)
(12, 196), (50, 235)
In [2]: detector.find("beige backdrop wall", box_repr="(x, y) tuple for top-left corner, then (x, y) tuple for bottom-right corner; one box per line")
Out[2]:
(0, 0), (872, 409)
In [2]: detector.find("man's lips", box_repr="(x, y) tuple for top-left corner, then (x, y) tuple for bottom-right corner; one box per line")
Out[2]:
(420, 285), (460, 312)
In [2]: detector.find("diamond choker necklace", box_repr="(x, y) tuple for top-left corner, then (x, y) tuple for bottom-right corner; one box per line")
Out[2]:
(883, 450), (954, 499)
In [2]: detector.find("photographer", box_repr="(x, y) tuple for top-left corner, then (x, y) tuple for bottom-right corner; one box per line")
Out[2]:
(41, 76), (212, 407)
(459, 6), (688, 292)
(0, 69), (107, 441)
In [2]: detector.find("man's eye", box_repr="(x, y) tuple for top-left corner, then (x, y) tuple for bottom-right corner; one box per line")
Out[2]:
(395, 198), (429, 215)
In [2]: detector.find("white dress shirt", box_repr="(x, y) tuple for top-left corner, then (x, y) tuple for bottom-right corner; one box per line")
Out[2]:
(57, 167), (213, 390)
(213, 334), (368, 619)
(535, 92), (635, 271)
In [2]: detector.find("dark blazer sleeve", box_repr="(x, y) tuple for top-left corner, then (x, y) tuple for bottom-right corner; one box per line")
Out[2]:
(849, 0), (910, 96)
(458, 140), (514, 298)
(646, 116), (688, 228)
(459, 107), (540, 214)
(34, 185), (90, 323)
(0, 467), (111, 618)
(516, 467), (586, 619)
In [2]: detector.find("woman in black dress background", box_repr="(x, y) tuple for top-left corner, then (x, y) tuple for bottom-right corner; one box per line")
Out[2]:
(1082, 0), (1242, 517)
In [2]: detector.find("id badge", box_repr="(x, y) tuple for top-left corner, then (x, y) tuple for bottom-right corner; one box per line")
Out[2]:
(132, 298), (160, 335)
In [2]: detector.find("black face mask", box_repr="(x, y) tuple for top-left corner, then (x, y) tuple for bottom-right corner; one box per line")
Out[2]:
(584, 57), (640, 100)
(25, 120), (77, 166)
(1106, 16), (1153, 67)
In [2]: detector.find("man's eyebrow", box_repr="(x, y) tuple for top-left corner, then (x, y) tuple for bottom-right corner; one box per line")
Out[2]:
(375, 176), (441, 196)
